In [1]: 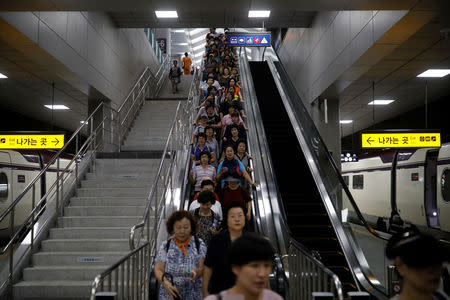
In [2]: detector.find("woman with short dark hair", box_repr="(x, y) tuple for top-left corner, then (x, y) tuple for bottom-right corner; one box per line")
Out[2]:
(154, 210), (207, 300)
(202, 203), (247, 297)
(204, 234), (283, 300)
(386, 228), (449, 300)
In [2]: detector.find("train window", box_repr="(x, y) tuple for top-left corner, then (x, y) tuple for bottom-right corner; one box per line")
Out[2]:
(442, 169), (450, 202)
(343, 176), (349, 187)
(352, 175), (364, 189)
(0, 173), (8, 201)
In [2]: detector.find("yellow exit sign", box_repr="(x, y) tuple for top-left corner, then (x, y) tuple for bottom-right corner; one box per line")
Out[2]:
(362, 132), (441, 148)
(0, 134), (65, 149)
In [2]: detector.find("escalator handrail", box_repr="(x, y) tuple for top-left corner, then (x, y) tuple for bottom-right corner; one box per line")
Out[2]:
(265, 57), (388, 298)
(267, 56), (387, 242)
(239, 51), (343, 298)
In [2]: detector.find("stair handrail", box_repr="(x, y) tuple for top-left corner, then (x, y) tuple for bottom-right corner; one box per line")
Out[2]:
(265, 56), (389, 298)
(117, 54), (171, 150)
(91, 68), (202, 299)
(0, 101), (113, 297)
(239, 50), (344, 299)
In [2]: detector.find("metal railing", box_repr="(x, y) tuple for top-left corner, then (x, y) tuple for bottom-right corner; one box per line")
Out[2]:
(287, 240), (344, 300)
(116, 55), (171, 150)
(90, 68), (201, 299)
(238, 50), (343, 299)
(0, 102), (110, 297)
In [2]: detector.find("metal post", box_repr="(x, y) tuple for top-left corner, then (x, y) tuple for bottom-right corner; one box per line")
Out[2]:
(56, 157), (60, 216)
(121, 263), (125, 299)
(75, 135), (79, 188)
(8, 207), (15, 297)
(30, 185), (36, 266)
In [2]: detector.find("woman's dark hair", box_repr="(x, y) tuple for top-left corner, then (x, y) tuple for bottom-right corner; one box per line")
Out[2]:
(229, 233), (274, 266)
(229, 124), (239, 131)
(200, 179), (215, 188)
(230, 111), (239, 118)
(205, 125), (213, 132)
(386, 227), (449, 268)
(199, 150), (211, 161)
(237, 139), (247, 149)
(166, 210), (198, 235)
(222, 202), (247, 230)
(224, 145), (235, 156)
(228, 78), (236, 84)
(197, 190), (216, 205)
(185, 52), (188, 56)
(196, 132), (206, 139)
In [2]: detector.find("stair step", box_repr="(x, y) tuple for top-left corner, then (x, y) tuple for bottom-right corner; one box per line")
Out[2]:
(50, 227), (133, 239)
(70, 197), (148, 206)
(58, 216), (143, 227)
(32, 251), (128, 266)
(64, 206), (146, 216)
(76, 187), (150, 197)
(85, 173), (156, 180)
(41, 239), (129, 252)
(81, 180), (153, 188)
(23, 266), (108, 281)
(14, 280), (92, 299)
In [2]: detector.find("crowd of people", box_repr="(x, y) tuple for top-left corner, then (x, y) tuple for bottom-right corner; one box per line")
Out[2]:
(156, 28), (282, 300)
(158, 28), (450, 300)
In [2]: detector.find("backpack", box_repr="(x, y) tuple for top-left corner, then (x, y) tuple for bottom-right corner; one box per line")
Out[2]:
(165, 236), (200, 254)
(169, 67), (181, 78)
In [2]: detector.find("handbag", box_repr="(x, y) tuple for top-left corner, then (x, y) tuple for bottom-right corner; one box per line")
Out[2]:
(162, 272), (182, 300)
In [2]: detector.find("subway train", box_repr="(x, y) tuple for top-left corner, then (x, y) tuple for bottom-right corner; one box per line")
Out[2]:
(342, 143), (450, 233)
(0, 149), (72, 239)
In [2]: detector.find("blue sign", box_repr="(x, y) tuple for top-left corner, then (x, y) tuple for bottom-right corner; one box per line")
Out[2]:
(227, 32), (271, 47)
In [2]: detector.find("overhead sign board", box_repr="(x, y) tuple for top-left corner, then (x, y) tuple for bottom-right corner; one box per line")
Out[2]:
(227, 32), (271, 47)
(0, 133), (65, 149)
(361, 131), (441, 148)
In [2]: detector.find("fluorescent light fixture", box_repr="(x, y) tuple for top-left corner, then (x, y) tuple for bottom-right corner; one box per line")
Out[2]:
(340, 120), (353, 124)
(193, 44), (205, 51)
(417, 69), (450, 78)
(188, 28), (205, 35)
(248, 10), (271, 18)
(155, 11), (178, 18)
(0, 72), (7, 79)
(80, 120), (88, 124)
(368, 99), (395, 105)
(191, 35), (206, 44)
(171, 29), (185, 33)
(174, 43), (188, 46)
(45, 105), (69, 110)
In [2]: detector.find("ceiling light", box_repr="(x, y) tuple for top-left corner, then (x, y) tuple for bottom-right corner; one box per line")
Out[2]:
(340, 120), (353, 124)
(155, 11), (178, 18)
(171, 29), (185, 33)
(193, 44), (205, 51)
(174, 43), (188, 46)
(417, 69), (450, 78)
(188, 28), (206, 35)
(368, 99), (395, 105)
(80, 120), (88, 124)
(0, 72), (7, 79)
(45, 105), (69, 110)
(248, 10), (271, 18)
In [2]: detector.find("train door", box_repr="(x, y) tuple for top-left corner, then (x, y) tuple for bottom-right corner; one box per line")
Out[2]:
(424, 149), (439, 228)
(0, 151), (13, 235)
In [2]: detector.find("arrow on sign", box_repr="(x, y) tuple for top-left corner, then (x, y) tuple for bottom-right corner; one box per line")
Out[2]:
(52, 139), (59, 146)
(367, 137), (374, 145)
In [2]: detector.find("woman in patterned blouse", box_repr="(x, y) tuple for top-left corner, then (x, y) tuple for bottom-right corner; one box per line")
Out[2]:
(154, 210), (207, 300)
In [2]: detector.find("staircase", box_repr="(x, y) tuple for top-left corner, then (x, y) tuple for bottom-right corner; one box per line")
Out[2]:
(13, 159), (158, 299)
(121, 100), (181, 152)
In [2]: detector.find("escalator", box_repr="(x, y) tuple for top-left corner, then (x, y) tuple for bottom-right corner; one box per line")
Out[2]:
(248, 61), (356, 291)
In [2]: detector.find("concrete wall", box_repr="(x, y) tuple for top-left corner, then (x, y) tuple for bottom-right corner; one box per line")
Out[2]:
(278, 10), (407, 107)
(0, 11), (160, 109)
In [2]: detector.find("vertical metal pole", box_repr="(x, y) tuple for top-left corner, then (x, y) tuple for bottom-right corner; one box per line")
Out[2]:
(30, 185), (36, 266)
(75, 135), (79, 188)
(121, 263), (125, 299)
(115, 268), (119, 295)
(425, 80), (428, 129)
(372, 81), (375, 128)
(56, 158), (60, 216)
(8, 207), (15, 297)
